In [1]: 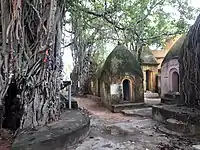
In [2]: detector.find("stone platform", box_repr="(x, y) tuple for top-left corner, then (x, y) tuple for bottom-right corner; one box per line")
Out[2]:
(111, 103), (148, 113)
(144, 92), (161, 105)
(12, 110), (90, 150)
(144, 92), (159, 98)
(152, 104), (200, 136)
(161, 93), (180, 104)
(121, 107), (152, 118)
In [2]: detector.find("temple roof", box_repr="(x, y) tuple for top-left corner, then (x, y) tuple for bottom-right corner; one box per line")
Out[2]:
(140, 47), (159, 65)
(100, 44), (143, 78)
(162, 35), (185, 66)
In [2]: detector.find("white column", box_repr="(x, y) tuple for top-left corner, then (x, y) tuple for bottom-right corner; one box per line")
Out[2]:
(68, 84), (72, 109)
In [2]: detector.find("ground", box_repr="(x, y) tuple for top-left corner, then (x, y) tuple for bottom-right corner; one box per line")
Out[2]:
(0, 129), (13, 150)
(1, 96), (200, 150)
(69, 97), (200, 150)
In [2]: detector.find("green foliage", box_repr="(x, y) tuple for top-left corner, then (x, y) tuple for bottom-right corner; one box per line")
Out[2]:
(67, 0), (199, 68)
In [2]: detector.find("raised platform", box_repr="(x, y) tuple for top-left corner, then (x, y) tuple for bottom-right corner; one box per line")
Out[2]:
(144, 92), (159, 98)
(161, 93), (180, 104)
(152, 104), (200, 135)
(144, 92), (161, 106)
(121, 107), (152, 118)
(12, 110), (90, 150)
(111, 103), (149, 113)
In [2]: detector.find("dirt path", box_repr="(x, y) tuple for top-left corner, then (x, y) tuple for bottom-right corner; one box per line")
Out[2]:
(69, 97), (199, 150)
(76, 97), (135, 123)
(0, 129), (13, 150)
(0, 139), (11, 150)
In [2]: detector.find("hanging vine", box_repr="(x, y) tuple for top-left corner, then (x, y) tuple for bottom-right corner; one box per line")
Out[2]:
(179, 14), (200, 107)
(0, 0), (66, 130)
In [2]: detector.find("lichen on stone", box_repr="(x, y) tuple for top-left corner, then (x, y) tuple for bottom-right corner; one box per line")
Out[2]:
(99, 44), (144, 105)
(140, 47), (158, 65)
(162, 35), (186, 65)
(100, 44), (143, 80)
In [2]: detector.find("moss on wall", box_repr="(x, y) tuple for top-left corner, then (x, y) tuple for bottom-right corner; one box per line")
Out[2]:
(162, 35), (185, 66)
(140, 47), (158, 65)
(134, 76), (144, 102)
(100, 44), (143, 80)
(99, 44), (144, 105)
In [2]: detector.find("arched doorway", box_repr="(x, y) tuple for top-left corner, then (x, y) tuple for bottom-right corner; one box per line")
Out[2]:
(172, 71), (179, 92)
(146, 70), (152, 91)
(123, 79), (130, 101)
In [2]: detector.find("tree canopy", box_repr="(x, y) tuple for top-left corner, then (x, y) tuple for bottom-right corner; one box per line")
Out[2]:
(66, 0), (199, 50)
(65, 0), (199, 94)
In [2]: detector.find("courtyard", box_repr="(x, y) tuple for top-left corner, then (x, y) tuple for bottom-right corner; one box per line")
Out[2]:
(68, 97), (200, 150)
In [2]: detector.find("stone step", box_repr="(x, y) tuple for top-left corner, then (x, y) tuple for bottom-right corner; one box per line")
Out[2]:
(161, 97), (177, 104)
(164, 93), (180, 99)
(12, 110), (90, 150)
(144, 93), (159, 98)
(165, 118), (200, 135)
(145, 98), (161, 105)
(111, 103), (148, 113)
(157, 125), (193, 137)
(165, 118), (189, 133)
(121, 107), (152, 118)
(193, 145), (200, 150)
(152, 105), (200, 135)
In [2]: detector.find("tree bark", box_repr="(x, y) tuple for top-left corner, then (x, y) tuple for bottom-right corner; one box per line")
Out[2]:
(179, 14), (200, 107)
(0, 0), (64, 130)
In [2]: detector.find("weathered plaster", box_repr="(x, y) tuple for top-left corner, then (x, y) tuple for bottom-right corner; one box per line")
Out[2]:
(121, 76), (135, 102)
(161, 59), (179, 97)
(142, 65), (158, 92)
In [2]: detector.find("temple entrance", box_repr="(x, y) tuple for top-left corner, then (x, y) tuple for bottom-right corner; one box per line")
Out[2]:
(155, 75), (159, 93)
(172, 71), (179, 92)
(146, 70), (152, 91)
(98, 80), (100, 96)
(123, 79), (131, 101)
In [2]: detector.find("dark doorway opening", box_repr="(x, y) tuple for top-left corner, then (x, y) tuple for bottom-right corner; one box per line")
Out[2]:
(98, 79), (100, 96)
(155, 75), (158, 93)
(123, 79), (130, 101)
(172, 72), (179, 92)
(2, 79), (23, 131)
(146, 70), (151, 91)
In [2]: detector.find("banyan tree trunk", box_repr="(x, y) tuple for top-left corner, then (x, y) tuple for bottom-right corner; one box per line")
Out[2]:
(0, 0), (64, 130)
(179, 14), (200, 107)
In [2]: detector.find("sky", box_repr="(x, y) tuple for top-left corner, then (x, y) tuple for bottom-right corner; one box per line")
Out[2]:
(190, 0), (200, 7)
(62, 0), (200, 78)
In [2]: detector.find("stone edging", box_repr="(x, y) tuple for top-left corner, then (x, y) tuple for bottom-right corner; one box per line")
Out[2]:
(12, 110), (90, 150)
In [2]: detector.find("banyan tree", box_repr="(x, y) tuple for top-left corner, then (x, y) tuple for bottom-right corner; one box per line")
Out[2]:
(180, 14), (200, 107)
(0, 0), (66, 130)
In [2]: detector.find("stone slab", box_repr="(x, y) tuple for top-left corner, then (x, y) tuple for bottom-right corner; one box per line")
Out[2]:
(144, 98), (161, 105)
(157, 125), (187, 137)
(121, 107), (152, 118)
(111, 103), (147, 113)
(161, 97), (177, 104)
(144, 93), (159, 98)
(193, 145), (200, 150)
(152, 104), (200, 135)
(12, 110), (90, 150)
(161, 93), (180, 104)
